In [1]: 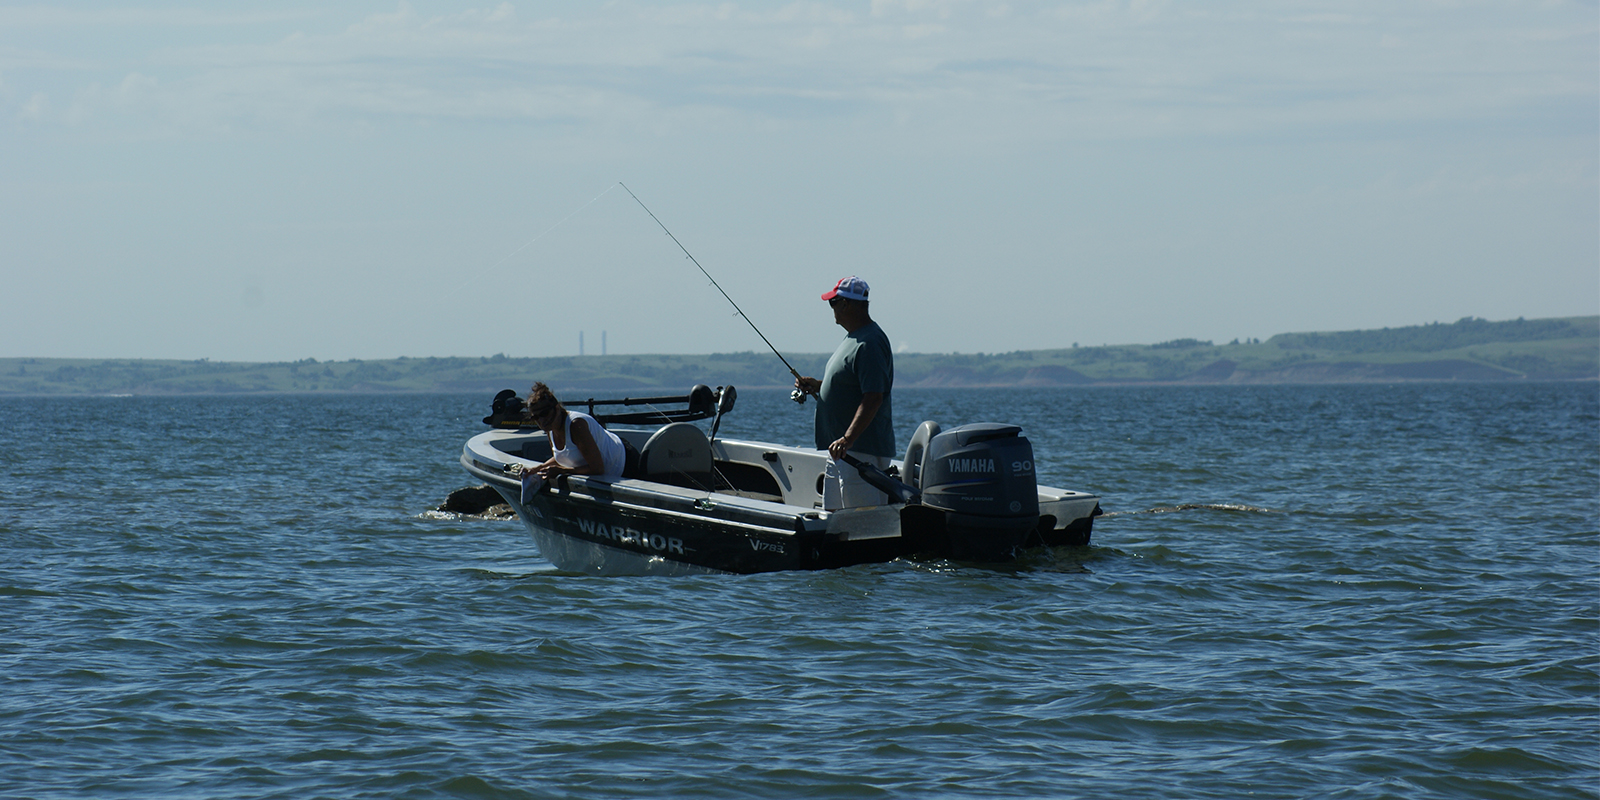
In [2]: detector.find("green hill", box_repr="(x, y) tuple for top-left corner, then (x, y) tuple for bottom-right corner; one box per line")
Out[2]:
(2, 316), (1594, 396)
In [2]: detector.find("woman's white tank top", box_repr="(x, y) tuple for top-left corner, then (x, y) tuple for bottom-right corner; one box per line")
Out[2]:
(551, 410), (626, 478)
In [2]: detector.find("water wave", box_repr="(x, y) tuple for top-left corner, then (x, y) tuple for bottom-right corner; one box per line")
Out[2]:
(1099, 501), (1281, 518)
(2, 386), (1595, 800)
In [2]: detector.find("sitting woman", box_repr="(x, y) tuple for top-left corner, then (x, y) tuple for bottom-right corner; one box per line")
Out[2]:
(524, 382), (639, 480)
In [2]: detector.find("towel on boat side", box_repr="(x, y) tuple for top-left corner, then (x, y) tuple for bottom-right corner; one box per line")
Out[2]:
(521, 472), (544, 505)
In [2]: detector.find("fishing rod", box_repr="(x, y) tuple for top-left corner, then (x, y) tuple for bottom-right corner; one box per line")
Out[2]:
(620, 182), (811, 404)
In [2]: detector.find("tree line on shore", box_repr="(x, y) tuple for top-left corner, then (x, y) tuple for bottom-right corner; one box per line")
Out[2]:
(3, 316), (1594, 395)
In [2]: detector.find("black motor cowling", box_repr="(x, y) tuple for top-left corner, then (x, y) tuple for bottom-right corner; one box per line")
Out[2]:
(916, 422), (1040, 561)
(483, 389), (527, 427)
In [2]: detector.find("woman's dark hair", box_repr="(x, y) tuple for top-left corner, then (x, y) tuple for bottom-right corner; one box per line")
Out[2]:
(524, 381), (565, 420)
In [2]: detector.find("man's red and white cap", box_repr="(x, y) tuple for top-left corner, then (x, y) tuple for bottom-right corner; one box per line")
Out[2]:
(822, 276), (870, 302)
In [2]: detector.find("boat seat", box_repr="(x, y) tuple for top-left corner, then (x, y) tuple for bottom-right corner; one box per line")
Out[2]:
(640, 423), (715, 486)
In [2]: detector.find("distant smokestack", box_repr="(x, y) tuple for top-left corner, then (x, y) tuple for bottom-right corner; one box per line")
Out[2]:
(579, 331), (585, 356)
(602, 331), (607, 356)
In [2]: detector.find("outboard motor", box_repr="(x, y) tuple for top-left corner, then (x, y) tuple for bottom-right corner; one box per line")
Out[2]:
(483, 389), (527, 427)
(916, 422), (1040, 561)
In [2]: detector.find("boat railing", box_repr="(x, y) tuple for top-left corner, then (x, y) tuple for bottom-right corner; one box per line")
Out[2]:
(485, 384), (728, 428)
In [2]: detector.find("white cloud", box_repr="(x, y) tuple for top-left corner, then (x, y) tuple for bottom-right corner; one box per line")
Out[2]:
(115, 72), (159, 107)
(0, 0), (1592, 360)
(0, 7), (307, 26)
(901, 22), (947, 38)
(773, 2), (859, 24)
(3, 0), (1591, 146)
(17, 91), (46, 121)
(870, 0), (963, 18)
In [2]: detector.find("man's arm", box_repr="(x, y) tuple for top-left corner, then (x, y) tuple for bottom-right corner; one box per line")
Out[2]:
(828, 391), (883, 459)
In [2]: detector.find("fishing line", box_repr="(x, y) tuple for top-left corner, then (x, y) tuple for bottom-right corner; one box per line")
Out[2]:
(620, 183), (808, 398)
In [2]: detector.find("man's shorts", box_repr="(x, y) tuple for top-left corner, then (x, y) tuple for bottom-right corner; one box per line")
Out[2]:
(823, 452), (892, 511)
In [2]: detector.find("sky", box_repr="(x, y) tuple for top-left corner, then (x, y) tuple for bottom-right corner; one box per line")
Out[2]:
(2, 0), (1596, 361)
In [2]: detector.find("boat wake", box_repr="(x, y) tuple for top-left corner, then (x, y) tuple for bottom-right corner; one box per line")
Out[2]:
(1099, 502), (1280, 518)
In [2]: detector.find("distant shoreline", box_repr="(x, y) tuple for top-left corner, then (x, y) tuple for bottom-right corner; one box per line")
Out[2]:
(3, 315), (1594, 396)
(1, 378), (1596, 400)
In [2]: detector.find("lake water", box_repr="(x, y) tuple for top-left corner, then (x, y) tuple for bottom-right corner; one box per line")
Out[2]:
(2, 383), (1596, 799)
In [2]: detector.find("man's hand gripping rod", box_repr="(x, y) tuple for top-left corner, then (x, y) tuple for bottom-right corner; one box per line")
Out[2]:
(621, 183), (810, 404)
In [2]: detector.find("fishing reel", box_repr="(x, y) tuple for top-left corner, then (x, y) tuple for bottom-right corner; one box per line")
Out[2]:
(790, 388), (808, 405)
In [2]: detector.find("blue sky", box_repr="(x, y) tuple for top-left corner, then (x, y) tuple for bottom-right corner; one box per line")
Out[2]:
(3, 0), (1595, 361)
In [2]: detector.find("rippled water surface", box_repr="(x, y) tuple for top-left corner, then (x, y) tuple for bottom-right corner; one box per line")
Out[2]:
(3, 384), (1596, 799)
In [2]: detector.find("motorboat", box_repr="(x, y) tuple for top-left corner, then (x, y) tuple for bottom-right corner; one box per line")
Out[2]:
(459, 385), (1101, 576)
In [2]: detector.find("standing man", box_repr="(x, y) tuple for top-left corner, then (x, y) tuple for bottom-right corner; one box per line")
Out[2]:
(794, 276), (895, 510)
